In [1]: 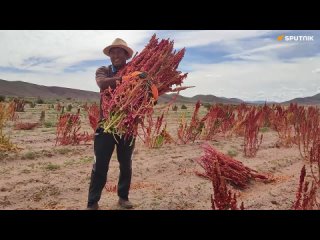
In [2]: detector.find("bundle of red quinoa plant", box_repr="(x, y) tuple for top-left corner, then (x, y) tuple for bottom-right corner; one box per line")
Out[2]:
(196, 143), (271, 189)
(201, 105), (224, 140)
(270, 104), (296, 147)
(141, 113), (174, 148)
(100, 34), (189, 140)
(309, 142), (320, 184)
(219, 105), (236, 136)
(87, 103), (100, 132)
(242, 108), (264, 157)
(177, 101), (204, 144)
(229, 104), (251, 137)
(201, 104), (235, 140)
(259, 102), (273, 128)
(235, 103), (250, 127)
(294, 106), (320, 160)
(230, 107), (264, 157)
(55, 111), (92, 145)
(292, 165), (319, 210)
(208, 160), (244, 210)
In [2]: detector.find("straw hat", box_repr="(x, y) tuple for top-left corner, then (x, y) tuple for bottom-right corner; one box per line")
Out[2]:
(103, 38), (134, 59)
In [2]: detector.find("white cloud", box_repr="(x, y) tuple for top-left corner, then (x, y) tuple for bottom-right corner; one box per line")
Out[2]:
(168, 30), (274, 48)
(312, 68), (320, 73)
(181, 55), (320, 102)
(225, 42), (298, 61)
(0, 30), (152, 73)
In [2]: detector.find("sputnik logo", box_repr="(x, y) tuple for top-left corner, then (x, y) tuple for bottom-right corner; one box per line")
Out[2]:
(277, 34), (314, 41)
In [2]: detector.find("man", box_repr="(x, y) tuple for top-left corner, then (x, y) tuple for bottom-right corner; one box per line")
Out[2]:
(86, 38), (145, 210)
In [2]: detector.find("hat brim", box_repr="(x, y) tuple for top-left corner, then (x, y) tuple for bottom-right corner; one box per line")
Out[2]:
(103, 45), (134, 59)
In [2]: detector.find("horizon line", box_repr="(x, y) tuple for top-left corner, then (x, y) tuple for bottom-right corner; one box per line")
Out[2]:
(0, 78), (317, 103)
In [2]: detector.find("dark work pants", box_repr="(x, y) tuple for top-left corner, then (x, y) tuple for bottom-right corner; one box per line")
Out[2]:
(87, 127), (135, 207)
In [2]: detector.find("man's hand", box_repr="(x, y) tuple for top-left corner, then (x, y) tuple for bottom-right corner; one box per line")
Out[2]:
(138, 72), (147, 79)
(122, 71), (148, 82)
(130, 71), (148, 79)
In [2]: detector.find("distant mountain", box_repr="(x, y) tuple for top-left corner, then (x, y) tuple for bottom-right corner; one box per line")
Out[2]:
(245, 100), (278, 105)
(0, 79), (100, 100)
(191, 95), (244, 104)
(158, 94), (193, 103)
(282, 93), (320, 105)
(0, 79), (246, 104)
(158, 94), (244, 105)
(4, 79), (320, 105)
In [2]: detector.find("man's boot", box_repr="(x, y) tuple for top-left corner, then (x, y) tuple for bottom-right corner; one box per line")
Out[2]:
(86, 202), (99, 210)
(118, 198), (133, 209)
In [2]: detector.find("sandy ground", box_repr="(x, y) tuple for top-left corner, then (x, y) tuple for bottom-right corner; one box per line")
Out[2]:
(0, 103), (316, 210)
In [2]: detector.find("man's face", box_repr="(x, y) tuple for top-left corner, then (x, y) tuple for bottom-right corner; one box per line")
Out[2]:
(109, 47), (127, 68)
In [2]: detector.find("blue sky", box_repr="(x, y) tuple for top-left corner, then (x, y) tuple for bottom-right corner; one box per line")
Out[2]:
(0, 30), (319, 102)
